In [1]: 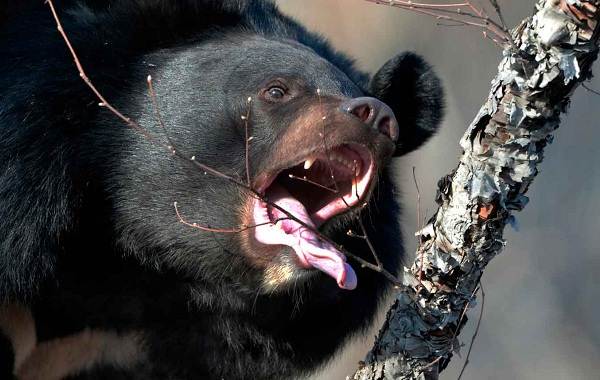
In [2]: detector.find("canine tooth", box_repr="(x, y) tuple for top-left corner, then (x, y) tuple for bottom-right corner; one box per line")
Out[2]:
(304, 157), (316, 170)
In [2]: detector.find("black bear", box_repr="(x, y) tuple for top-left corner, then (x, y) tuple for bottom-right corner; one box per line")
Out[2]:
(0, 1), (444, 379)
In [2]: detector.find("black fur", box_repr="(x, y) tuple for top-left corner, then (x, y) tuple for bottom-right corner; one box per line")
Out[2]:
(369, 53), (445, 156)
(0, 331), (14, 378)
(0, 1), (444, 379)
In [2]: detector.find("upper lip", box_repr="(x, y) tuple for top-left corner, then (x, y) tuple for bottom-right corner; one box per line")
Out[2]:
(255, 147), (327, 194)
(255, 143), (376, 226)
(256, 144), (371, 193)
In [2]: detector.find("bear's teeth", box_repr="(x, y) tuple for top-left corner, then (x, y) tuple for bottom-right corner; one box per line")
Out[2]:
(304, 157), (316, 170)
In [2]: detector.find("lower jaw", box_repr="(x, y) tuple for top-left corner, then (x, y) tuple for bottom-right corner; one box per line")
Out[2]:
(247, 149), (376, 290)
(260, 256), (319, 291)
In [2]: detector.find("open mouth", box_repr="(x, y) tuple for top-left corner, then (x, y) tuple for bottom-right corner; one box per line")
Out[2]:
(252, 144), (375, 290)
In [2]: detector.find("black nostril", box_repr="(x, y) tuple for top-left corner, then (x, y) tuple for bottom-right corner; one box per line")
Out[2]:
(349, 103), (373, 124)
(377, 116), (394, 141)
(341, 97), (399, 142)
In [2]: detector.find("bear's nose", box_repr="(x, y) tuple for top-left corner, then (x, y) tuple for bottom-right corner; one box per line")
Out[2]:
(340, 97), (399, 142)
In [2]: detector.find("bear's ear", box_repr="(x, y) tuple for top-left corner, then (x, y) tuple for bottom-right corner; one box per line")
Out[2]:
(369, 52), (444, 156)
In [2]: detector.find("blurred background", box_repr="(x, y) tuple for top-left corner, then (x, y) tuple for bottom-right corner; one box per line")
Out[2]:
(276, 1), (600, 379)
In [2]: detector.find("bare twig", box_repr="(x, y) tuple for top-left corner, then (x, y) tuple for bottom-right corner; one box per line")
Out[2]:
(146, 75), (176, 153)
(358, 218), (383, 269)
(487, 0), (509, 33)
(316, 88), (347, 203)
(412, 167), (427, 283)
(457, 282), (485, 380)
(243, 97), (253, 187)
(364, 0), (512, 45)
(173, 201), (290, 234)
(287, 174), (338, 193)
(46, 0), (160, 144)
(582, 82), (600, 95)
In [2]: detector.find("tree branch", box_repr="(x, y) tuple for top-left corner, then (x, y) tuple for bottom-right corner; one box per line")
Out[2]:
(354, 0), (600, 379)
(364, 0), (512, 46)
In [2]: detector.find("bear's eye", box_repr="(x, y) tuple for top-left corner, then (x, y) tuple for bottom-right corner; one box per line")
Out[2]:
(262, 84), (289, 102)
(267, 86), (285, 100)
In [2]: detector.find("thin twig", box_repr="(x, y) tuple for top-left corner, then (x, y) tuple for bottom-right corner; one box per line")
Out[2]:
(488, 0), (509, 32)
(317, 89), (345, 198)
(46, 0), (159, 144)
(174, 201), (290, 233)
(358, 218), (383, 269)
(419, 356), (443, 373)
(48, 0), (243, 187)
(457, 281), (485, 380)
(582, 83), (600, 96)
(412, 167), (427, 283)
(287, 174), (338, 193)
(147, 75), (176, 153)
(364, 0), (511, 45)
(243, 97), (253, 186)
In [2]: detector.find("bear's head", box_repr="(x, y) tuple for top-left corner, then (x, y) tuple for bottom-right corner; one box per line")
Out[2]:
(1, 2), (447, 377)
(101, 32), (444, 295)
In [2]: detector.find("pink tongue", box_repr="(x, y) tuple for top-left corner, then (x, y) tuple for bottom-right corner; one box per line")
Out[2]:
(254, 184), (357, 290)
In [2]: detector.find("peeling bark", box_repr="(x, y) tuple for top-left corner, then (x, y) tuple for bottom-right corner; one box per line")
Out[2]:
(353, 1), (600, 379)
